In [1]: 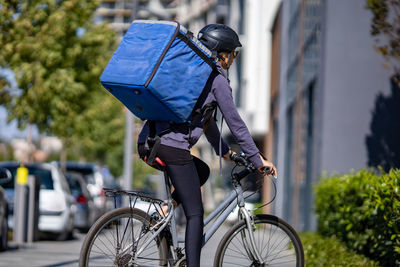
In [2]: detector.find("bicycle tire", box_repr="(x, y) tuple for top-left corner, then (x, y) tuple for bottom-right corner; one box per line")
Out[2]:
(79, 207), (169, 267)
(214, 214), (304, 267)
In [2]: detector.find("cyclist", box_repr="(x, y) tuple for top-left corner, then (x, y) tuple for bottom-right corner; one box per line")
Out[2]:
(137, 24), (277, 267)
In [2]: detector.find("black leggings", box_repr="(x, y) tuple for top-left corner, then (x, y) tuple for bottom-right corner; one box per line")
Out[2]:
(138, 144), (209, 266)
(169, 157), (209, 205)
(167, 162), (205, 267)
(167, 157), (210, 267)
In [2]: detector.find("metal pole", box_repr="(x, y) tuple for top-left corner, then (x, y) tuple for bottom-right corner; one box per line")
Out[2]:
(123, 109), (134, 197)
(27, 175), (40, 243)
(14, 166), (29, 245)
(122, 0), (137, 206)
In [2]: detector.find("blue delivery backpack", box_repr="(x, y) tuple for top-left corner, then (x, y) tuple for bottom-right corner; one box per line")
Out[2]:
(100, 20), (217, 124)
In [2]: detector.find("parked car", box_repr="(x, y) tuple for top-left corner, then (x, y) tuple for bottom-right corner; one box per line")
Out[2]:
(64, 171), (96, 232)
(0, 162), (75, 240)
(58, 162), (118, 219)
(0, 168), (11, 251)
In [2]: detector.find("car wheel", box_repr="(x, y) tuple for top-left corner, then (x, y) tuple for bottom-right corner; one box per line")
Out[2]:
(0, 207), (8, 251)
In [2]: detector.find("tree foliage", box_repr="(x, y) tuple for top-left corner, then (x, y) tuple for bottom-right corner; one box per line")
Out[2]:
(0, 0), (117, 136)
(0, 0), (131, 176)
(366, 0), (400, 68)
(315, 169), (400, 266)
(300, 232), (379, 266)
(65, 92), (126, 177)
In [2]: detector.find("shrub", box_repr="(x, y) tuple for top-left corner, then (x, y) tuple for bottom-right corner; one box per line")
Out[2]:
(314, 169), (400, 266)
(300, 232), (379, 266)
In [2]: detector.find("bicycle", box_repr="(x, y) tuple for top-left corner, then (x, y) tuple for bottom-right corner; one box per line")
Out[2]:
(79, 152), (305, 266)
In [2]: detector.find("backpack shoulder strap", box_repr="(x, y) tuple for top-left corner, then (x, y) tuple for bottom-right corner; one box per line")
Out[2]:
(192, 70), (220, 117)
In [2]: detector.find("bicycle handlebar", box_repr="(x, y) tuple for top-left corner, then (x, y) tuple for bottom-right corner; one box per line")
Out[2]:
(230, 152), (271, 181)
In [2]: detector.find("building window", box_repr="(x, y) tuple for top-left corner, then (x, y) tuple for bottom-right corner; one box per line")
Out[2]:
(238, 0), (245, 34)
(203, 12), (208, 25)
(235, 52), (243, 107)
(286, 58), (299, 104)
(273, 119), (279, 167)
(102, 15), (115, 23)
(124, 15), (131, 23)
(288, 5), (300, 64)
(100, 2), (116, 9)
(216, 16), (225, 24)
(303, 80), (315, 230)
(305, 0), (321, 38)
(284, 104), (295, 222)
(302, 31), (319, 87)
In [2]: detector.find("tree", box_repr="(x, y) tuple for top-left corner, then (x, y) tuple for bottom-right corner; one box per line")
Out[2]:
(366, 0), (400, 69)
(0, 0), (116, 138)
(0, 0), (129, 174)
(65, 91), (126, 177)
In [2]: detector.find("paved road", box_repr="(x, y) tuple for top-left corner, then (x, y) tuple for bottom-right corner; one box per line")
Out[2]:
(0, 224), (231, 267)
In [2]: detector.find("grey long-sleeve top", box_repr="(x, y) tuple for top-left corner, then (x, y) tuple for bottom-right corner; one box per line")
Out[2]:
(138, 63), (263, 168)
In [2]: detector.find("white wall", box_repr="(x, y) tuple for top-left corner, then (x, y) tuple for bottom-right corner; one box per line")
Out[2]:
(241, 0), (281, 135)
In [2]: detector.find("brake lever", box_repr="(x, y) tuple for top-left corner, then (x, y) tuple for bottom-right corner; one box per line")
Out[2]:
(260, 166), (278, 179)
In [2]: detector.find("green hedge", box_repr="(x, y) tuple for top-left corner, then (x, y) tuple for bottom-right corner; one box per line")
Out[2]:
(300, 232), (379, 266)
(314, 169), (400, 266)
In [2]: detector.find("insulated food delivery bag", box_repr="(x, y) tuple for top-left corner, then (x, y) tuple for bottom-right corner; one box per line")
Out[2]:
(100, 20), (216, 123)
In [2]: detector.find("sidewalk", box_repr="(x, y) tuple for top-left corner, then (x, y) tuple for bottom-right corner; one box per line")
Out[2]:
(0, 224), (230, 267)
(0, 234), (83, 267)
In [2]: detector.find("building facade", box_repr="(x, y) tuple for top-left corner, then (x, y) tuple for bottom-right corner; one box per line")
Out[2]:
(266, 0), (392, 231)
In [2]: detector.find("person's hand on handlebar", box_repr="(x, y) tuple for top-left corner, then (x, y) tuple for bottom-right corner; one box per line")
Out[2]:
(223, 149), (234, 162)
(224, 150), (277, 177)
(259, 154), (277, 177)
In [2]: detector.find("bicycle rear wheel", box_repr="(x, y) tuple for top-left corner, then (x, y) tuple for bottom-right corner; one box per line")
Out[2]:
(79, 207), (169, 267)
(214, 214), (304, 267)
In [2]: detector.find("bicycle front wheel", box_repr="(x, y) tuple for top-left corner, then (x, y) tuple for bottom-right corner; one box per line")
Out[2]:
(79, 207), (169, 267)
(214, 214), (304, 267)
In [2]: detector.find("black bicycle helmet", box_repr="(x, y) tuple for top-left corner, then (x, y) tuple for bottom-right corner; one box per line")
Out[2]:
(198, 24), (242, 54)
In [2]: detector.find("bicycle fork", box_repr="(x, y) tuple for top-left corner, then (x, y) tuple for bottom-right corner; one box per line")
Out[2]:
(240, 207), (265, 265)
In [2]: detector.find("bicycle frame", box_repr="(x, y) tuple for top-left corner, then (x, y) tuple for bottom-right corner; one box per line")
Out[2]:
(134, 170), (265, 264)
